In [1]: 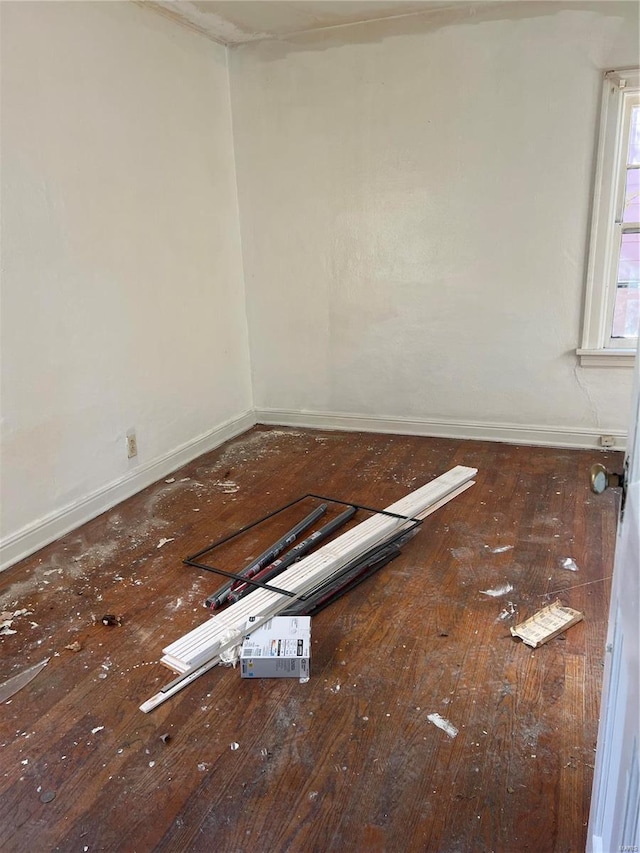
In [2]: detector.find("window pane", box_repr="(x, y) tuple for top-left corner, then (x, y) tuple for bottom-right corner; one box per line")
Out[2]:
(612, 232), (640, 338)
(629, 105), (640, 166)
(623, 167), (640, 223)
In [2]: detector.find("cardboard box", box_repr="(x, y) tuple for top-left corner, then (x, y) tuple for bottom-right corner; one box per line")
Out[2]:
(241, 616), (311, 678)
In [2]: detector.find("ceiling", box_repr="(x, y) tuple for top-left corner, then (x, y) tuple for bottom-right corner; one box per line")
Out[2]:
(143, 1), (485, 45)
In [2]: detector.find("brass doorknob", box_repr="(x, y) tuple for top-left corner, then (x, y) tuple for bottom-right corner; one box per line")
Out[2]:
(589, 463), (623, 494)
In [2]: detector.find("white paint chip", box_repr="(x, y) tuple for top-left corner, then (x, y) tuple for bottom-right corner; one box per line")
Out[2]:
(427, 713), (458, 738)
(91, 726), (104, 735)
(157, 538), (175, 549)
(480, 583), (514, 597)
(490, 545), (513, 554)
(230, 742), (239, 751)
(560, 557), (579, 572)
(212, 479), (240, 493)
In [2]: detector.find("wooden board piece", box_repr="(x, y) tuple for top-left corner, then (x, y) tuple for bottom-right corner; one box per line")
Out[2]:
(510, 599), (584, 648)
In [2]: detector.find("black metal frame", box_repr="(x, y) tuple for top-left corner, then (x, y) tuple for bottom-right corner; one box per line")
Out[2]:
(184, 493), (423, 599)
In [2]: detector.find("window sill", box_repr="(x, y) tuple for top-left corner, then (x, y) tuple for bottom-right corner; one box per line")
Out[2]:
(576, 348), (637, 367)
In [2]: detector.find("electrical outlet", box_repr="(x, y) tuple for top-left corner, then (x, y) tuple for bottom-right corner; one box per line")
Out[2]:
(600, 435), (615, 448)
(127, 431), (138, 459)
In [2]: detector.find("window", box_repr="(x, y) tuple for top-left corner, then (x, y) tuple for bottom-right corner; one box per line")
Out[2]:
(578, 69), (639, 367)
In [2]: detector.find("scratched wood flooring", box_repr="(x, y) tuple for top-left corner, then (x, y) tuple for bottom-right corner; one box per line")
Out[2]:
(0, 427), (622, 852)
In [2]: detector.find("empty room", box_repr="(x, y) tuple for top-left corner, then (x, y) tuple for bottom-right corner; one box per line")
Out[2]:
(1, 1), (639, 851)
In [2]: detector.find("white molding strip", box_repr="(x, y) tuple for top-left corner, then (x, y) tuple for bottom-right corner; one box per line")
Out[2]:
(255, 408), (627, 451)
(0, 410), (256, 573)
(3, 403), (627, 574)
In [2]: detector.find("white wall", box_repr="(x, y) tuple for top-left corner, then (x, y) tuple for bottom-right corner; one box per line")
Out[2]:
(230, 1), (639, 444)
(0, 2), (253, 565)
(2, 1), (639, 569)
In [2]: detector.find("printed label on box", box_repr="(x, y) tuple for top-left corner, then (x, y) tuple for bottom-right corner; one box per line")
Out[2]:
(240, 616), (311, 679)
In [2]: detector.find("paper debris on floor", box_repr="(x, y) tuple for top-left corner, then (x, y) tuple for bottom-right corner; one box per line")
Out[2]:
(510, 599), (583, 648)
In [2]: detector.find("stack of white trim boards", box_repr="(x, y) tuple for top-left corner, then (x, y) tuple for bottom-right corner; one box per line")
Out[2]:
(140, 465), (476, 712)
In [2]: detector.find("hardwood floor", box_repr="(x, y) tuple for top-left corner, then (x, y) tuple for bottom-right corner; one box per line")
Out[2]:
(0, 427), (622, 852)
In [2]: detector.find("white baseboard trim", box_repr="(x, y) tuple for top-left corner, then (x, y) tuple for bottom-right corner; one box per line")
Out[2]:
(255, 408), (627, 452)
(2, 406), (625, 573)
(0, 410), (256, 572)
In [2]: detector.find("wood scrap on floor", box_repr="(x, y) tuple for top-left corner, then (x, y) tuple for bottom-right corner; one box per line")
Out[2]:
(510, 599), (584, 648)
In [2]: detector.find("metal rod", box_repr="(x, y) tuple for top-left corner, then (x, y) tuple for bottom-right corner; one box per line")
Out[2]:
(227, 505), (358, 605)
(203, 503), (328, 609)
(184, 493), (421, 606)
(186, 494), (317, 562)
(186, 559), (297, 597)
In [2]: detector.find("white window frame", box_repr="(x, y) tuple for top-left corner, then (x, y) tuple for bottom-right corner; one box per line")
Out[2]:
(578, 68), (639, 368)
